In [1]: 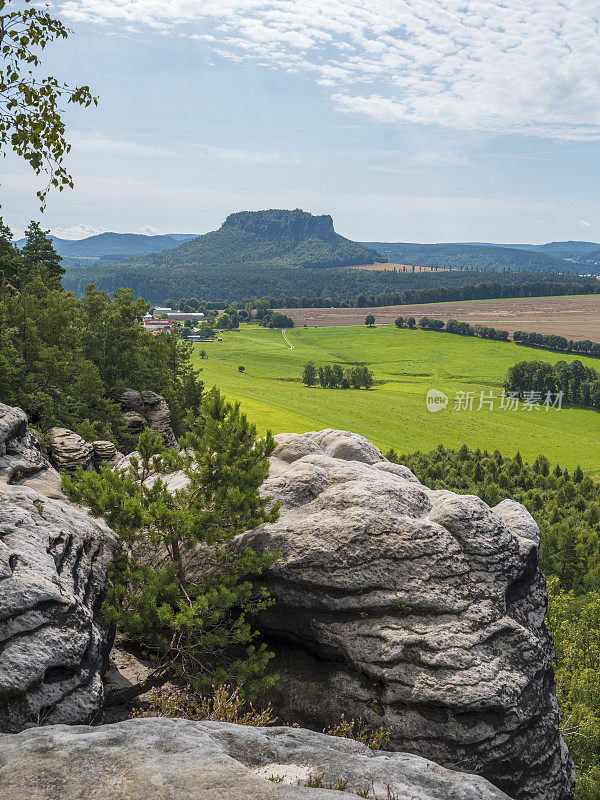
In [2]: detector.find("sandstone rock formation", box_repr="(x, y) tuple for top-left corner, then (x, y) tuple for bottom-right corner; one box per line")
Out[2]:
(48, 427), (94, 474)
(234, 429), (574, 800)
(0, 404), (48, 483)
(0, 717), (511, 800)
(111, 388), (176, 447)
(0, 404), (116, 732)
(92, 440), (123, 470)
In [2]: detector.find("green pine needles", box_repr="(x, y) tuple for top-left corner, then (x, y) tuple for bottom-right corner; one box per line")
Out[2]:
(63, 388), (280, 698)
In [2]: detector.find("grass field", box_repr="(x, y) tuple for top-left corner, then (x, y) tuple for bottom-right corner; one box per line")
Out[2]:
(190, 325), (600, 473)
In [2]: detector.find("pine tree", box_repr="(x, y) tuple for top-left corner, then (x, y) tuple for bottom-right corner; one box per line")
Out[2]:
(0, 221), (21, 287)
(21, 221), (64, 287)
(63, 388), (280, 698)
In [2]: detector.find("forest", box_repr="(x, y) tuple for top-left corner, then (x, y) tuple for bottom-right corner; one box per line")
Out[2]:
(0, 222), (204, 448)
(363, 241), (585, 273)
(505, 360), (600, 411)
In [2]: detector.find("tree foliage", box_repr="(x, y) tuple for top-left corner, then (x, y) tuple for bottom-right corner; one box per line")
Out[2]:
(63, 390), (280, 697)
(547, 582), (600, 798)
(505, 360), (600, 412)
(311, 363), (374, 390)
(0, 0), (97, 209)
(0, 222), (204, 446)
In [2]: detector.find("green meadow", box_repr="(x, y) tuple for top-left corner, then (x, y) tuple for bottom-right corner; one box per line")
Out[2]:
(191, 325), (600, 473)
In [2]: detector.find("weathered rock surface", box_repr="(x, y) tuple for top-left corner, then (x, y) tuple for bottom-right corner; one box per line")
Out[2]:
(48, 427), (94, 474)
(0, 404), (117, 732)
(92, 440), (123, 469)
(0, 717), (511, 800)
(234, 429), (574, 800)
(112, 388), (176, 447)
(0, 404), (49, 484)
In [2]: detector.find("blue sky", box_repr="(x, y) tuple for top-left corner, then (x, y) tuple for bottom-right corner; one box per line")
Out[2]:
(4, 0), (600, 242)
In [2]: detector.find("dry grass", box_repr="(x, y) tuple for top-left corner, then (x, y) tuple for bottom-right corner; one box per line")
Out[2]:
(282, 294), (600, 340)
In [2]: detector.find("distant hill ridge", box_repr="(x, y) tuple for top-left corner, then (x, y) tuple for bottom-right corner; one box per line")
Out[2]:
(361, 241), (591, 273)
(15, 231), (198, 259)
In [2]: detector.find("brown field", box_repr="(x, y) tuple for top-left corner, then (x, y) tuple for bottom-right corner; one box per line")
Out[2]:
(282, 294), (600, 340)
(351, 263), (452, 272)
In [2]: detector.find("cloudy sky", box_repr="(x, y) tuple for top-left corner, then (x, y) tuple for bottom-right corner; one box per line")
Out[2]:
(4, 0), (600, 242)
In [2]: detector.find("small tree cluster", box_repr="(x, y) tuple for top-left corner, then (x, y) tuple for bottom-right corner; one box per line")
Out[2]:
(394, 315), (510, 341)
(505, 359), (600, 411)
(394, 317), (416, 328)
(301, 363), (373, 389)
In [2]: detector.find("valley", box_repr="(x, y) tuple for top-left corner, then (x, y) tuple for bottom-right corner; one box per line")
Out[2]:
(191, 324), (600, 472)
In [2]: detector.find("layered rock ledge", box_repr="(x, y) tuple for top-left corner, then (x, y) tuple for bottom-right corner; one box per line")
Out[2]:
(0, 717), (511, 800)
(234, 430), (574, 800)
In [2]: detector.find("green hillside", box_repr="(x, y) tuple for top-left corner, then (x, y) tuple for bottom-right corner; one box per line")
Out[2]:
(191, 325), (600, 473)
(362, 241), (579, 272)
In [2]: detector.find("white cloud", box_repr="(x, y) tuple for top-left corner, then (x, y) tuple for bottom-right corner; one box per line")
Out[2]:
(69, 132), (293, 165)
(52, 223), (109, 239)
(70, 132), (176, 157)
(60, 0), (600, 140)
(579, 219), (593, 228)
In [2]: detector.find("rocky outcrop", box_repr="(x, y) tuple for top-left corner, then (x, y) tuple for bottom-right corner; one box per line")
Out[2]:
(92, 440), (123, 470)
(0, 404), (116, 732)
(234, 430), (574, 800)
(0, 717), (511, 800)
(111, 388), (176, 447)
(0, 404), (48, 483)
(48, 427), (94, 474)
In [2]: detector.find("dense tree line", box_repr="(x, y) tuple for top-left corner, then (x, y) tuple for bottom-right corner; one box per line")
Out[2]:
(302, 362), (373, 389)
(514, 330), (600, 358)
(505, 360), (600, 411)
(386, 443), (600, 795)
(0, 223), (204, 447)
(259, 277), (599, 310)
(63, 241), (598, 304)
(401, 315), (510, 341)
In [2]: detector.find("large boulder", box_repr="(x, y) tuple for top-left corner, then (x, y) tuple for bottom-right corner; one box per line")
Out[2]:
(234, 430), (574, 800)
(0, 717), (511, 800)
(48, 427), (94, 474)
(111, 388), (176, 447)
(0, 404), (117, 732)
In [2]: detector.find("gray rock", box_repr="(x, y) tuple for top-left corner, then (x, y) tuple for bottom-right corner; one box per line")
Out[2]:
(0, 482), (117, 732)
(0, 717), (511, 800)
(0, 404), (117, 732)
(233, 430), (574, 800)
(48, 427), (94, 474)
(103, 643), (163, 710)
(111, 388), (177, 447)
(0, 404), (48, 483)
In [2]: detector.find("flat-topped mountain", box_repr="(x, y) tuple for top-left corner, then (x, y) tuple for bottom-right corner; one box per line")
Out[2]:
(139, 209), (387, 271)
(62, 209), (387, 300)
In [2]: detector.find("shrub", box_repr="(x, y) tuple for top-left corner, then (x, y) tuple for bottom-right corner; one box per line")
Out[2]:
(325, 714), (391, 750)
(131, 683), (277, 726)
